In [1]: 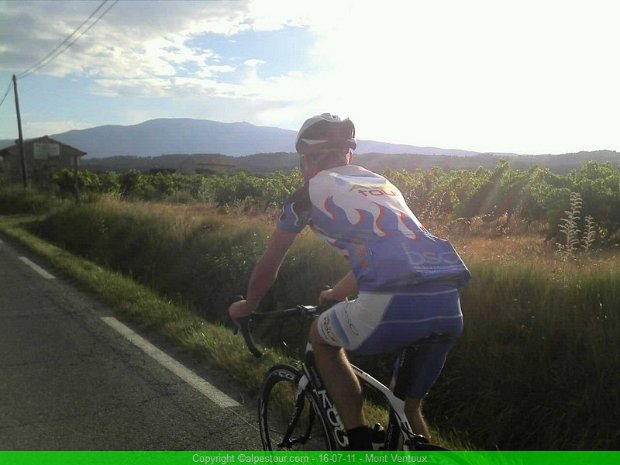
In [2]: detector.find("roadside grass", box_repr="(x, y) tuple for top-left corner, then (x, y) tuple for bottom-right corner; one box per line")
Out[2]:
(2, 196), (618, 450)
(0, 185), (64, 214)
(435, 259), (620, 450)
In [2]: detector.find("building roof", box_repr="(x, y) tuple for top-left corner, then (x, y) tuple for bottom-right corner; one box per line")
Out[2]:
(0, 135), (87, 157)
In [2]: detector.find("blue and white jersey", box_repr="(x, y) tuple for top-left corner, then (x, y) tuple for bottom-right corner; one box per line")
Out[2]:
(277, 165), (470, 292)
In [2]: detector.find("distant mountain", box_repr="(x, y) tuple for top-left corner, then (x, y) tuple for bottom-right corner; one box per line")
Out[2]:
(55, 119), (296, 158)
(0, 118), (480, 158)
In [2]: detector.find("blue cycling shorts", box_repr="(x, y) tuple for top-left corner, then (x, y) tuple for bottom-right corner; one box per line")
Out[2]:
(316, 286), (463, 399)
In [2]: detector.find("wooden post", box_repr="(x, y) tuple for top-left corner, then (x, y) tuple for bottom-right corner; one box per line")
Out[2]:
(12, 75), (28, 188)
(73, 155), (80, 203)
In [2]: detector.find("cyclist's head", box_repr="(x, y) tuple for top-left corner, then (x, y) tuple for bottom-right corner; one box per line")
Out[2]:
(296, 113), (356, 155)
(296, 113), (356, 177)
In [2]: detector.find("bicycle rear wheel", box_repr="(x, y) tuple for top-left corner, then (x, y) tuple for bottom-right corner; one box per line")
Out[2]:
(258, 364), (337, 450)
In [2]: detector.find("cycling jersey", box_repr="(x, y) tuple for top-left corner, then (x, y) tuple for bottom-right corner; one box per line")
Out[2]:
(277, 164), (470, 292)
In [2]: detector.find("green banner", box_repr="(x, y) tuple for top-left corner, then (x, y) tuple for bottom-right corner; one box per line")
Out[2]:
(0, 451), (618, 465)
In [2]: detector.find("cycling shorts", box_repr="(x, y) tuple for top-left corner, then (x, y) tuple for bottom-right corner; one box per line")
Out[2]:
(316, 287), (463, 398)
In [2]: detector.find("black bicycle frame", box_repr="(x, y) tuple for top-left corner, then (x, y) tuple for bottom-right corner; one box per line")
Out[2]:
(302, 342), (419, 451)
(303, 343), (350, 449)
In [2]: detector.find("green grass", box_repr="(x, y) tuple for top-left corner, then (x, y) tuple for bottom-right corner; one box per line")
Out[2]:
(2, 195), (619, 450)
(431, 261), (620, 450)
(0, 185), (64, 213)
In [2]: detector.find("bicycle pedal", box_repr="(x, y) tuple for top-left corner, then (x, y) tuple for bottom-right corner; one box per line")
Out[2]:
(411, 434), (429, 445)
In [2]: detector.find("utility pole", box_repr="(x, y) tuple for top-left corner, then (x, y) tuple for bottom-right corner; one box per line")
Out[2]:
(12, 74), (28, 187)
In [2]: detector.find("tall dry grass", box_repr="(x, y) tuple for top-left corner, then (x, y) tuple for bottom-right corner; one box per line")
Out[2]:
(24, 197), (620, 450)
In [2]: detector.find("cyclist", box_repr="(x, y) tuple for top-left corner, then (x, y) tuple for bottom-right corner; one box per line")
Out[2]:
(229, 113), (470, 450)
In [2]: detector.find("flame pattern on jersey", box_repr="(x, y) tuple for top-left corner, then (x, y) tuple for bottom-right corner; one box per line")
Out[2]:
(278, 165), (470, 291)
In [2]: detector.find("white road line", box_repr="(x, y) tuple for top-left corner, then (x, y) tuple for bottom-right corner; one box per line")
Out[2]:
(101, 316), (240, 409)
(18, 256), (56, 280)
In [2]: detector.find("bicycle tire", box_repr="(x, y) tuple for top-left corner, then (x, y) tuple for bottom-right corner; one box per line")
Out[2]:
(258, 364), (338, 450)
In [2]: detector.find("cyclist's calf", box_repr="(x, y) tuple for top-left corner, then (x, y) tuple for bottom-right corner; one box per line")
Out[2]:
(405, 398), (431, 441)
(309, 320), (370, 448)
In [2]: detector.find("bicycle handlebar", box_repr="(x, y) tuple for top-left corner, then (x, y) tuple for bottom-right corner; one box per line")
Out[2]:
(235, 304), (334, 358)
(236, 315), (263, 358)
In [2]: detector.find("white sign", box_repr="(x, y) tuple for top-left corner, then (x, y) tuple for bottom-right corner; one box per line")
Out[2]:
(34, 143), (60, 160)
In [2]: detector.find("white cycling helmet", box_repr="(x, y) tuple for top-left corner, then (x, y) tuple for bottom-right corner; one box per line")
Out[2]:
(295, 113), (357, 154)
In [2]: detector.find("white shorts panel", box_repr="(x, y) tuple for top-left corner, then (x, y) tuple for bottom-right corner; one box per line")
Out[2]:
(316, 293), (391, 350)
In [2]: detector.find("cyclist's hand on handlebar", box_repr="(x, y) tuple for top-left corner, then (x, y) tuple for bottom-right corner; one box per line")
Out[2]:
(228, 299), (263, 358)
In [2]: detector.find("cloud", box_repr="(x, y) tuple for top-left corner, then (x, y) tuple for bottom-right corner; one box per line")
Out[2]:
(0, 1), (318, 101)
(1, 0), (618, 152)
(0, 1), (252, 77)
(91, 58), (315, 104)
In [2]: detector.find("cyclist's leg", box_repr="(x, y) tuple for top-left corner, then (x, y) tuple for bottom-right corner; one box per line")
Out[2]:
(388, 368), (430, 440)
(381, 289), (463, 440)
(405, 398), (430, 440)
(308, 321), (371, 450)
(309, 292), (460, 449)
(401, 336), (459, 440)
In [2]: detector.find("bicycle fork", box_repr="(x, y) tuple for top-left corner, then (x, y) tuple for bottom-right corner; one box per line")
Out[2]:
(277, 375), (313, 449)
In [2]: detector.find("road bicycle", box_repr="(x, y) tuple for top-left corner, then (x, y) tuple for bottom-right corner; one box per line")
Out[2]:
(236, 303), (451, 451)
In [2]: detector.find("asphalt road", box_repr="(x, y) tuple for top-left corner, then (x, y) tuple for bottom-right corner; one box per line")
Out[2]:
(0, 236), (261, 450)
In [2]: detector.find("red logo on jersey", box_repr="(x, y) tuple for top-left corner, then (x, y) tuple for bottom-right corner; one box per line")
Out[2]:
(357, 189), (397, 197)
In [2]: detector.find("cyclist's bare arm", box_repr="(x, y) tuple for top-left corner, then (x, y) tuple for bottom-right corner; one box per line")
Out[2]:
(229, 228), (297, 321)
(320, 271), (358, 303)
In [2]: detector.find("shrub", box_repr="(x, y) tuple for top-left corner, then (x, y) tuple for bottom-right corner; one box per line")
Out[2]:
(0, 185), (61, 214)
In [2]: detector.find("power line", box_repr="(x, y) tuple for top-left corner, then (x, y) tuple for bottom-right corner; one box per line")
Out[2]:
(0, 81), (12, 110)
(17, 0), (119, 80)
(1, 0), (106, 111)
(1, 1), (119, 130)
(16, 0), (109, 79)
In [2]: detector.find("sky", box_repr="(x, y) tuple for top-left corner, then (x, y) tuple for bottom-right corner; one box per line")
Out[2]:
(0, 0), (619, 155)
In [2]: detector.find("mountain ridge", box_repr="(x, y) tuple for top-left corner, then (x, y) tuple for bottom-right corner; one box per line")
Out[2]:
(0, 118), (483, 158)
